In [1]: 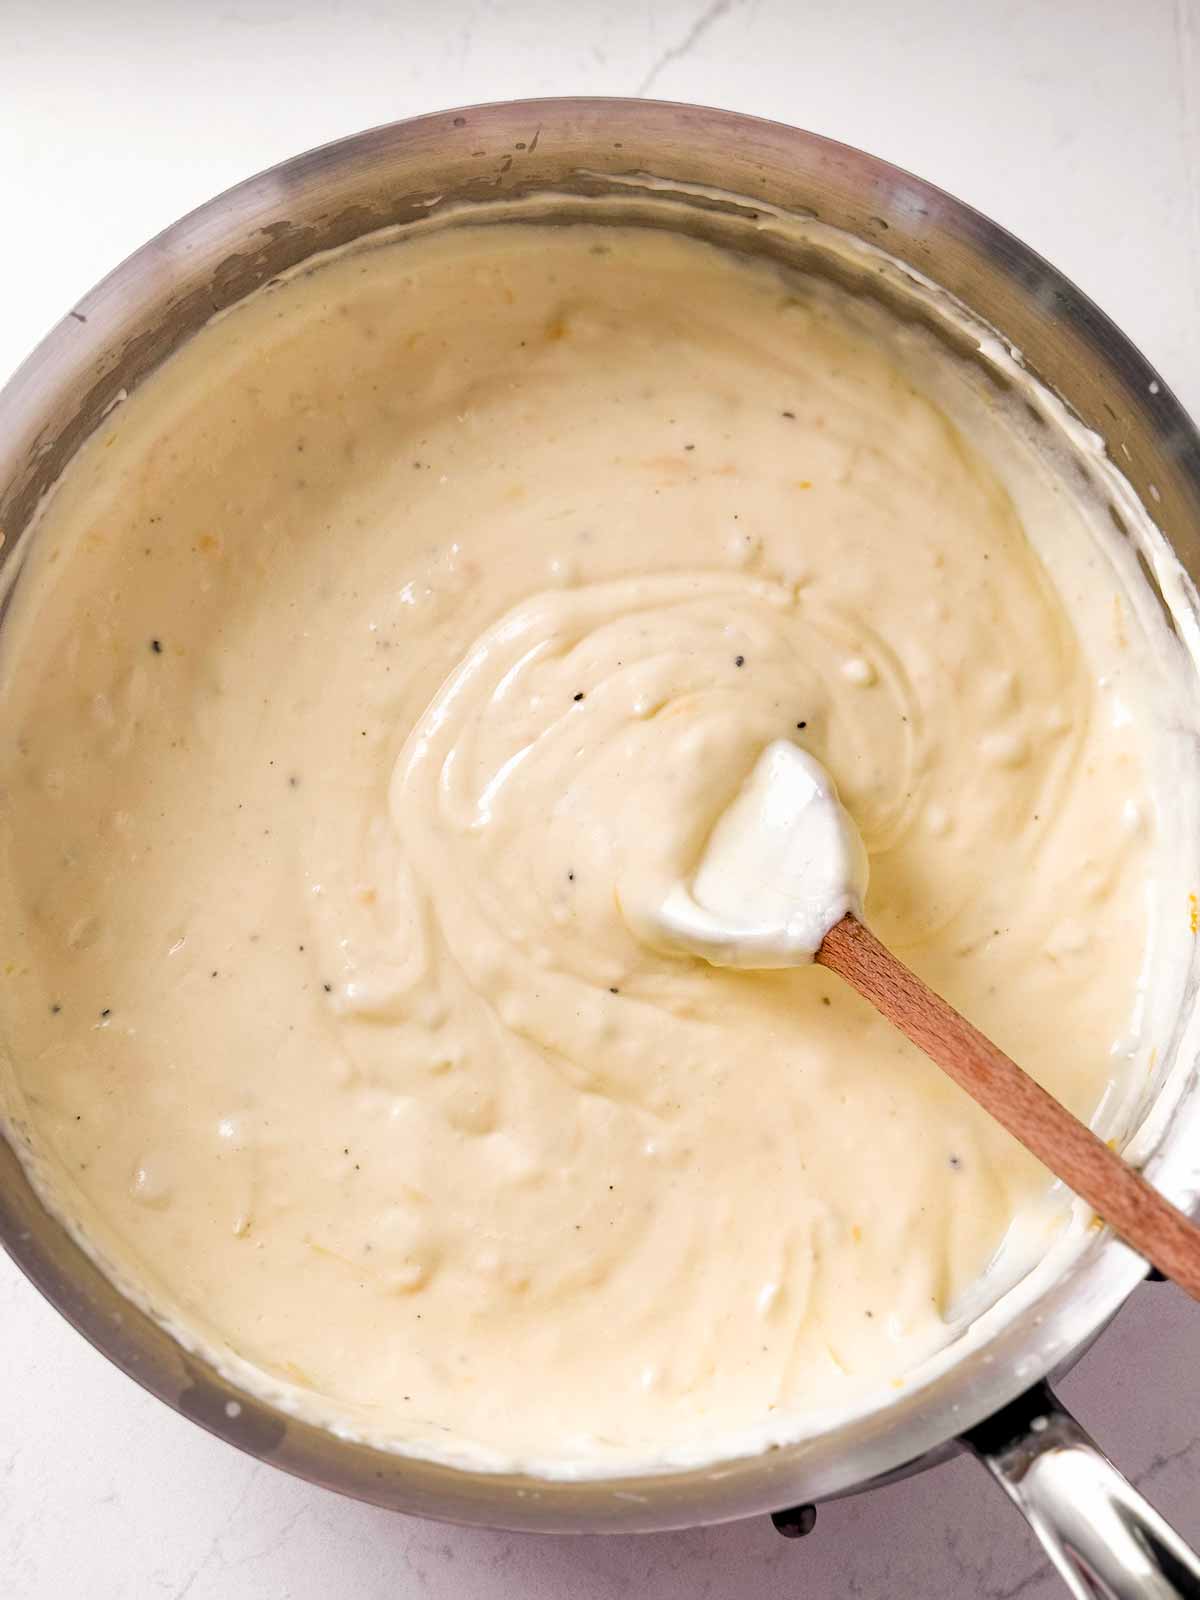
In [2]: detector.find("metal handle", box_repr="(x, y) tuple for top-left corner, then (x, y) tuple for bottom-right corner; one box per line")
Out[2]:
(963, 1381), (1200, 1599)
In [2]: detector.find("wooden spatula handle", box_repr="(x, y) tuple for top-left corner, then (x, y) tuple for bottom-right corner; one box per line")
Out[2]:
(817, 914), (1200, 1301)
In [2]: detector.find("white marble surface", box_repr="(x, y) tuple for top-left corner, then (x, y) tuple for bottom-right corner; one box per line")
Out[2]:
(1, 2), (1199, 1595)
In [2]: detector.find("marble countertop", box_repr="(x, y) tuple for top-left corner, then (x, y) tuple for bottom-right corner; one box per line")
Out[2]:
(2, 2), (1198, 1595)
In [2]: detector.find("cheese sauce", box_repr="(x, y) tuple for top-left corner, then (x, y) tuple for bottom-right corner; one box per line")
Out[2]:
(0, 222), (1185, 1473)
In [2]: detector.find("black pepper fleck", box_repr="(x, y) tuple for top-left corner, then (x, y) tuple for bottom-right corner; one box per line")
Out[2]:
(781, 410), (796, 420)
(50, 1003), (61, 1015)
(684, 443), (695, 451)
(609, 986), (619, 995)
(821, 996), (831, 1007)
(100, 1008), (111, 1019)
(150, 639), (163, 654)
(796, 720), (807, 730)
(323, 983), (332, 993)
(573, 691), (585, 702)
(734, 655), (745, 668)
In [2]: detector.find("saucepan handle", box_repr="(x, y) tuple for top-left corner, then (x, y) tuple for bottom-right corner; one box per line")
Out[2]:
(962, 1380), (1200, 1599)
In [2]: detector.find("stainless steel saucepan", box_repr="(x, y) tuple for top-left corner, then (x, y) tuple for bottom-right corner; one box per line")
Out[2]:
(2, 100), (1199, 1599)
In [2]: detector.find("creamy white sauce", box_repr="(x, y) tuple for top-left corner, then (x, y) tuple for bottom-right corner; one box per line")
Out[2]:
(0, 216), (1196, 1478)
(644, 740), (868, 967)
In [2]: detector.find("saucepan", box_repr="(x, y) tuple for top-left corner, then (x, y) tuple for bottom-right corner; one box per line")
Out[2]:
(2, 100), (1200, 1599)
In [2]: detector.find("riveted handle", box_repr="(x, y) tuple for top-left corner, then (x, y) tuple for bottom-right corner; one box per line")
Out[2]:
(963, 1382), (1200, 1599)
